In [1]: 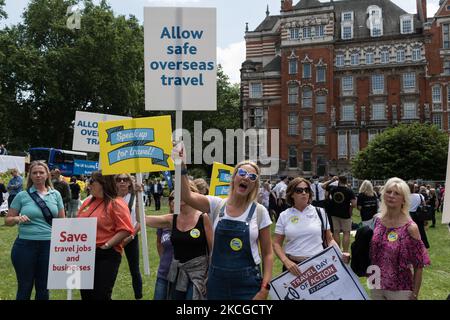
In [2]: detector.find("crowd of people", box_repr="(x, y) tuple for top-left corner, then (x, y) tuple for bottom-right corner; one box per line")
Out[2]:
(0, 155), (440, 300)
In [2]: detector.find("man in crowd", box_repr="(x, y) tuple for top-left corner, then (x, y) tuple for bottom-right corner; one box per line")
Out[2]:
(7, 168), (22, 207)
(51, 168), (71, 211)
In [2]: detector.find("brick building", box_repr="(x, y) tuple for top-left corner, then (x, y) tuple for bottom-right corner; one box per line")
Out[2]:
(241, 0), (448, 178)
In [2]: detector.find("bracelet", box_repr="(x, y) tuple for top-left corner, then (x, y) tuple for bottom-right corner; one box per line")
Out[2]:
(104, 242), (110, 249)
(261, 282), (270, 290)
(181, 168), (188, 176)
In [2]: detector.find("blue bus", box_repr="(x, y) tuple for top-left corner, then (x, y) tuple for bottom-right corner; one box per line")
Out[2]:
(29, 147), (88, 177)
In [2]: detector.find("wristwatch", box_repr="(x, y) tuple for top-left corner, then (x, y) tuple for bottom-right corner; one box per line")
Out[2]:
(104, 242), (110, 249)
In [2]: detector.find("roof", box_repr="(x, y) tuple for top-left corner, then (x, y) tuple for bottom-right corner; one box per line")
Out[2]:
(263, 56), (281, 72)
(254, 15), (280, 32)
(294, 0), (325, 10)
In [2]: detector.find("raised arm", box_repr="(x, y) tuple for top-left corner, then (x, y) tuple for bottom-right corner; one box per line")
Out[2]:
(145, 214), (173, 229)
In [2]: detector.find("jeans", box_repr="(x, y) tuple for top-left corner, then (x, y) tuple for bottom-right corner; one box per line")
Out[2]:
(11, 238), (51, 300)
(153, 277), (169, 300)
(171, 281), (193, 300)
(124, 235), (143, 299)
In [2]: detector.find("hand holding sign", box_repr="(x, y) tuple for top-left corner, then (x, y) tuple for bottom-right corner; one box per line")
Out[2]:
(172, 140), (186, 165)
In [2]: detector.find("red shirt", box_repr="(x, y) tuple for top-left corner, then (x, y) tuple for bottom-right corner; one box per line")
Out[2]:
(78, 197), (134, 253)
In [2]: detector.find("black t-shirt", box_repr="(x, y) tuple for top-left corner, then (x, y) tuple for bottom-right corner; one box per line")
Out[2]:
(69, 182), (81, 200)
(0, 182), (6, 199)
(357, 193), (378, 221)
(326, 185), (355, 219)
(171, 214), (208, 263)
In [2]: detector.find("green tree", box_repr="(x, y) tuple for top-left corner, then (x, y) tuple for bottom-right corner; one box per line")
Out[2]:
(352, 123), (449, 180)
(0, 0), (6, 20)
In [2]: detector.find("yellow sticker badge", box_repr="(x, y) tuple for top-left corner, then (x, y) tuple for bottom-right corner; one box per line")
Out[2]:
(387, 231), (398, 242)
(230, 238), (243, 251)
(99, 116), (175, 175)
(190, 229), (201, 239)
(290, 216), (299, 224)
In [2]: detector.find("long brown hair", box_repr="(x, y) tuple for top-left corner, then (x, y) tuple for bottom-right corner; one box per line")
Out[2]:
(26, 161), (53, 190)
(90, 171), (118, 205)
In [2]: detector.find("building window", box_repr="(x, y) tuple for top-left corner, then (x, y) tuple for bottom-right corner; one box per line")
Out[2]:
(433, 85), (442, 111)
(444, 24), (450, 49)
(317, 66), (326, 82)
(250, 83), (262, 98)
(367, 6), (383, 37)
(288, 86), (298, 104)
(336, 54), (344, 67)
(302, 87), (312, 108)
(315, 25), (324, 37)
(342, 25), (353, 40)
(403, 102), (417, 119)
(303, 27), (312, 39)
(400, 15), (413, 34)
(249, 108), (264, 128)
(343, 12), (354, 21)
(341, 105), (355, 121)
(444, 61), (450, 75)
(316, 94), (326, 113)
(371, 104), (386, 120)
(368, 129), (381, 142)
(403, 73), (416, 90)
(289, 60), (297, 75)
(366, 52), (374, 65)
(350, 53), (359, 65)
(303, 119), (312, 140)
(433, 114), (442, 129)
(447, 86), (450, 108)
(288, 146), (297, 168)
(350, 131), (359, 157)
(396, 49), (405, 63)
(412, 48), (422, 61)
(316, 126), (326, 145)
(316, 155), (327, 176)
(290, 28), (300, 40)
(380, 50), (390, 64)
(303, 151), (312, 172)
(342, 76), (353, 94)
(371, 74), (384, 94)
(303, 63), (311, 79)
(338, 131), (348, 159)
(288, 113), (298, 136)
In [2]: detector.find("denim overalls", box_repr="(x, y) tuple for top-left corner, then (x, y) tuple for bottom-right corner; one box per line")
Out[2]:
(207, 202), (262, 300)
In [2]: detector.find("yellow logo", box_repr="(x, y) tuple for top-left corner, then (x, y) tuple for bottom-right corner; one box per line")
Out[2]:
(190, 229), (201, 239)
(230, 238), (243, 251)
(290, 216), (299, 224)
(387, 231), (398, 242)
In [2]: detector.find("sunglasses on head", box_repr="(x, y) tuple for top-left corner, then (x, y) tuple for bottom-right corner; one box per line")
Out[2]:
(294, 187), (310, 194)
(88, 178), (96, 184)
(237, 168), (258, 181)
(115, 177), (130, 183)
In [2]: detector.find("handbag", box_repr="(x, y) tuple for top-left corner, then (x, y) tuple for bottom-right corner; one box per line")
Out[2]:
(415, 205), (433, 221)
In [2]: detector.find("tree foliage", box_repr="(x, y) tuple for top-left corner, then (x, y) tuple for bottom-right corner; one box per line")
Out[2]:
(0, 0), (6, 20)
(352, 123), (449, 180)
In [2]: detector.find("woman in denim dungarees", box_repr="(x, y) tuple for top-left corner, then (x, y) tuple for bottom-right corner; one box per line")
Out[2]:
(179, 157), (273, 300)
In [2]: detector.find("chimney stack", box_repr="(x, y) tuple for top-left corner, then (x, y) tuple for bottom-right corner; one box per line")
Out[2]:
(281, 0), (294, 12)
(417, 0), (427, 22)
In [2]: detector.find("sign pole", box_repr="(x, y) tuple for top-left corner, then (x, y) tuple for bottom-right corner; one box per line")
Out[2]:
(136, 173), (150, 275)
(67, 289), (72, 300)
(174, 110), (183, 216)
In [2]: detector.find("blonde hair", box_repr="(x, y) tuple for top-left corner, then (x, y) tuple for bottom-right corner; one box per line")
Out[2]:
(380, 177), (410, 218)
(193, 178), (209, 195)
(359, 180), (375, 197)
(27, 161), (53, 190)
(229, 160), (261, 205)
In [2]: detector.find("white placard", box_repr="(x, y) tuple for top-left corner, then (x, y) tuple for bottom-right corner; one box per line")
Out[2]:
(144, 7), (217, 111)
(47, 218), (97, 290)
(0, 155), (25, 174)
(72, 111), (130, 153)
(442, 139), (450, 224)
(269, 246), (369, 300)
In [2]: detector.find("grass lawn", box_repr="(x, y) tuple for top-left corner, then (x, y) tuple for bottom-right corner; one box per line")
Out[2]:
(0, 202), (449, 300)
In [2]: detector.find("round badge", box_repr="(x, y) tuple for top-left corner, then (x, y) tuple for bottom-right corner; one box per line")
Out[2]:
(190, 228), (201, 239)
(230, 238), (243, 251)
(82, 206), (89, 213)
(290, 216), (299, 224)
(387, 231), (398, 242)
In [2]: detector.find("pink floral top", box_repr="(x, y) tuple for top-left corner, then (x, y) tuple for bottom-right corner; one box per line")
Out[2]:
(370, 218), (430, 291)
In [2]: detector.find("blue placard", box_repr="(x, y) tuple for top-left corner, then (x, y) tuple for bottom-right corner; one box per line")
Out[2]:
(73, 160), (99, 175)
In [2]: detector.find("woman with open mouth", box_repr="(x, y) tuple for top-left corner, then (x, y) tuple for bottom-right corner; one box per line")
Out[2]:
(177, 144), (273, 300)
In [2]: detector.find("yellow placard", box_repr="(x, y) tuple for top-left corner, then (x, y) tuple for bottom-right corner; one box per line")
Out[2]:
(99, 116), (174, 175)
(209, 162), (234, 198)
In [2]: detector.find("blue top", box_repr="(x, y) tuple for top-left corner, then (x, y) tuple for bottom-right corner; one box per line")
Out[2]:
(7, 175), (23, 196)
(156, 228), (173, 280)
(10, 186), (64, 240)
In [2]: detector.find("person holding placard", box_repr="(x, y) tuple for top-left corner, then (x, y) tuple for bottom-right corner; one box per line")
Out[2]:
(177, 144), (273, 300)
(272, 177), (350, 277)
(5, 161), (65, 300)
(146, 181), (212, 300)
(77, 171), (134, 300)
(370, 177), (430, 300)
(115, 173), (143, 300)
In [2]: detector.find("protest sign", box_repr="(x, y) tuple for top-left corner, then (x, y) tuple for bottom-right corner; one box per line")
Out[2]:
(269, 245), (369, 300)
(47, 218), (97, 290)
(209, 162), (234, 198)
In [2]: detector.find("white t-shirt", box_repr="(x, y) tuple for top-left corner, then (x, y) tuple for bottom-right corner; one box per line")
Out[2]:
(123, 193), (137, 228)
(312, 181), (326, 201)
(207, 195), (272, 265)
(273, 181), (287, 199)
(275, 205), (330, 258)
(409, 193), (424, 212)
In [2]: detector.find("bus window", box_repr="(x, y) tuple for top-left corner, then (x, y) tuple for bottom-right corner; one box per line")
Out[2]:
(29, 149), (50, 163)
(54, 152), (64, 164)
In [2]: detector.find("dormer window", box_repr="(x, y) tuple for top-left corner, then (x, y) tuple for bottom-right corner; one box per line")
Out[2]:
(342, 11), (354, 22)
(400, 15), (414, 34)
(367, 6), (383, 37)
(341, 11), (354, 40)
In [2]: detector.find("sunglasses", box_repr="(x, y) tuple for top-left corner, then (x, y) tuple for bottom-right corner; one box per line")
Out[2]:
(88, 178), (97, 184)
(115, 177), (130, 183)
(237, 168), (258, 181)
(294, 187), (311, 194)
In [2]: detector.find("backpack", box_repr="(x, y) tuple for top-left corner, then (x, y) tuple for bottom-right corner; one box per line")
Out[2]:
(350, 225), (373, 277)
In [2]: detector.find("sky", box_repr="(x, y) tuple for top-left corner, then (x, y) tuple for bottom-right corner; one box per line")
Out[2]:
(0, 0), (442, 84)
